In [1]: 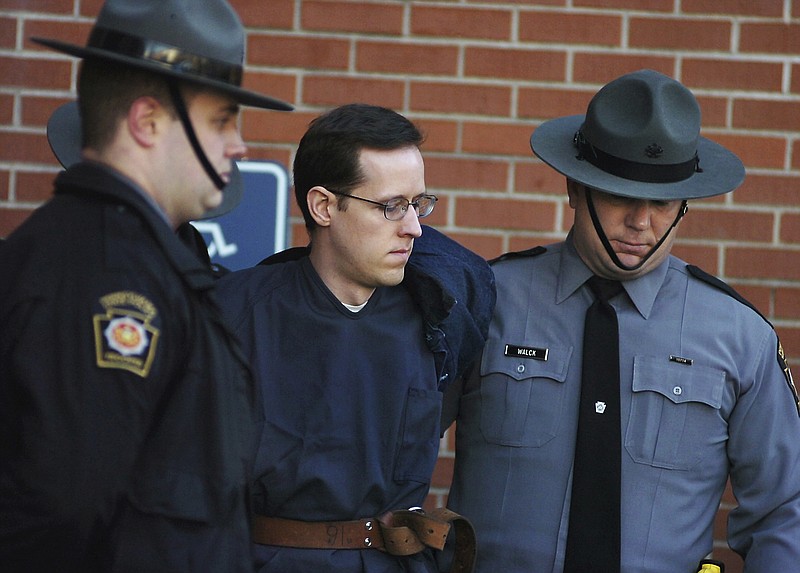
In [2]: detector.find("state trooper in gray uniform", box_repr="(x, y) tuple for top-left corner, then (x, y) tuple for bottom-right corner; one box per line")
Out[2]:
(442, 69), (800, 573)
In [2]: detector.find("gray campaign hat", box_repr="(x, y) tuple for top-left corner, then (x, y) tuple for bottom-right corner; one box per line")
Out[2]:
(47, 101), (242, 219)
(31, 0), (292, 112)
(530, 69), (744, 201)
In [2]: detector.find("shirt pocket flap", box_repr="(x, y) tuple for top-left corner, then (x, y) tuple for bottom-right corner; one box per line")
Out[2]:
(632, 355), (725, 408)
(481, 338), (572, 383)
(477, 338), (573, 447)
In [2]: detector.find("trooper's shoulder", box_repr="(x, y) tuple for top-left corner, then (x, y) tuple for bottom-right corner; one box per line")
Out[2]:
(490, 246), (547, 265)
(687, 264), (800, 417)
(686, 264), (766, 323)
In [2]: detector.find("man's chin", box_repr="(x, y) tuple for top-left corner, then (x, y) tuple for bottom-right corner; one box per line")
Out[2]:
(614, 254), (645, 269)
(380, 267), (406, 287)
(204, 193), (225, 212)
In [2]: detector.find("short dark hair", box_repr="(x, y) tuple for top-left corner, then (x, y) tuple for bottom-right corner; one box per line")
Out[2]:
(293, 103), (424, 232)
(77, 59), (200, 151)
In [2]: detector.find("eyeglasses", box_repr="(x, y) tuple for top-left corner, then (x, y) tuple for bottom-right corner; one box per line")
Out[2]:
(327, 189), (438, 221)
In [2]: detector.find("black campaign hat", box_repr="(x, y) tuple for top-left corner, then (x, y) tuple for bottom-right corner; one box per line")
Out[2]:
(530, 69), (744, 201)
(47, 101), (243, 220)
(32, 0), (292, 111)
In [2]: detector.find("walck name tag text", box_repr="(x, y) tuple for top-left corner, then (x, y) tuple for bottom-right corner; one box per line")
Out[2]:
(504, 344), (548, 361)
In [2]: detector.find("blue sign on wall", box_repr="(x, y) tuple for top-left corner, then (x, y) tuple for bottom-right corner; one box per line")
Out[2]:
(191, 161), (290, 271)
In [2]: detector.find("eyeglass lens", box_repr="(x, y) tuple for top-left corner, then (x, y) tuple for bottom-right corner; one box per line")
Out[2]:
(384, 195), (437, 220)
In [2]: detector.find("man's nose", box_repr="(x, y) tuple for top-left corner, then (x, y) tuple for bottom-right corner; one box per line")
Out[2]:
(626, 201), (652, 230)
(399, 204), (423, 238)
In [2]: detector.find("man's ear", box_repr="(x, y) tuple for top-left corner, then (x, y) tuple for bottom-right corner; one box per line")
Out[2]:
(127, 96), (163, 148)
(566, 178), (582, 209)
(307, 186), (335, 228)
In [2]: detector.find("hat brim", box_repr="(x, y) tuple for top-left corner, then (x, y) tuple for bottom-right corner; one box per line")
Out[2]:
(530, 115), (745, 201)
(47, 101), (243, 220)
(32, 37), (293, 112)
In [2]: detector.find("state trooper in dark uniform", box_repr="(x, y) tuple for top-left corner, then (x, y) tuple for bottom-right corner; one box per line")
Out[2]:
(0, 1), (291, 571)
(443, 70), (800, 572)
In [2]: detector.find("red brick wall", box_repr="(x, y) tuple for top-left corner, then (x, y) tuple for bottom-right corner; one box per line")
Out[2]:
(5, 1), (800, 570)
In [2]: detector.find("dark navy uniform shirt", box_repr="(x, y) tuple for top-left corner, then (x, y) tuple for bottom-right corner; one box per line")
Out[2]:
(0, 162), (256, 572)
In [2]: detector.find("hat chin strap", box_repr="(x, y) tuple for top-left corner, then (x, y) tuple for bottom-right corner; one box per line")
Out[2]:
(585, 188), (688, 272)
(168, 82), (226, 191)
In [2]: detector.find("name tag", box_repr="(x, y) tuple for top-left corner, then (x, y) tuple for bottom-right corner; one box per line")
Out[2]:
(504, 344), (548, 361)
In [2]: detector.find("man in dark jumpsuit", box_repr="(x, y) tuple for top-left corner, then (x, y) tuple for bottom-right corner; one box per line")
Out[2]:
(216, 104), (493, 573)
(0, 0), (291, 571)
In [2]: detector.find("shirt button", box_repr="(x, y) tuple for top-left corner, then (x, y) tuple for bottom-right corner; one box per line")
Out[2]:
(516, 364), (525, 374)
(673, 386), (683, 396)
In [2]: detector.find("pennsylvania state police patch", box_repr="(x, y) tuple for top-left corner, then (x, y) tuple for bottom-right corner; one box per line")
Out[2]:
(93, 291), (160, 378)
(778, 341), (800, 417)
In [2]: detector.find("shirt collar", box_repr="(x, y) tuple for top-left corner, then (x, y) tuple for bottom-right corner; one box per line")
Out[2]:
(91, 161), (172, 227)
(56, 162), (215, 291)
(557, 231), (670, 318)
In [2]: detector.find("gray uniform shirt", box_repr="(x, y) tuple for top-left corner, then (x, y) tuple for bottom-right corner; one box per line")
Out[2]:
(445, 235), (800, 573)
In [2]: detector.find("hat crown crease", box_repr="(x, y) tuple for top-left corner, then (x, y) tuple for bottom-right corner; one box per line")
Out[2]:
(582, 73), (701, 166)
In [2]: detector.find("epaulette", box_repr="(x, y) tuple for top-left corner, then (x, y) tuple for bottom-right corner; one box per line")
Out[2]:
(687, 264), (800, 417)
(686, 264), (768, 325)
(490, 245), (547, 265)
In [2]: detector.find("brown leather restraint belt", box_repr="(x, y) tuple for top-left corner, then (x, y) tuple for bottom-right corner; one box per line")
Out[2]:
(252, 507), (476, 573)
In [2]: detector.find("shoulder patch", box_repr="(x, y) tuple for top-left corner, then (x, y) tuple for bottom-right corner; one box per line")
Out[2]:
(778, 341), (800, 417)
(490, 245), (547, 265)
(688, 265), (800, 417)
(93, 291), (160, 378)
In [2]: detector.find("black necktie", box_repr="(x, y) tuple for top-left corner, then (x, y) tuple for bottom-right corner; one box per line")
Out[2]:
(564, 276), (623, 573)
